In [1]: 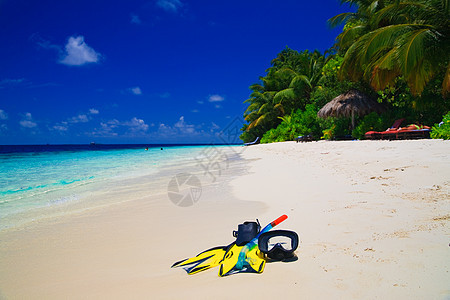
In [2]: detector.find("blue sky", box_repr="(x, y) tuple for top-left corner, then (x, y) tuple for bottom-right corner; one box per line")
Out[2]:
(0, 0), (350, 144)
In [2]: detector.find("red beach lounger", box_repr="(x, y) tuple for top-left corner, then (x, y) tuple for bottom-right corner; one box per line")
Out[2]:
(365, 119), (405, 140)
(396, 125), (431, 139)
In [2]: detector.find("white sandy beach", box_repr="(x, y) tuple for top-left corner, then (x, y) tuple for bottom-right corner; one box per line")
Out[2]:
(0, 140), (449, 299)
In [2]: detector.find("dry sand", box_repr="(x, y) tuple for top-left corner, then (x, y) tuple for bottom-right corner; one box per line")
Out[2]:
(0, 140), (449, 299)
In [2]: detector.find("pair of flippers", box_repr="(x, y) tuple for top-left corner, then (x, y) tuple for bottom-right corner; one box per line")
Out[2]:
(172, 216), (290, 276)
(172, 219), (266, 276)
(171, 241), (266, 276)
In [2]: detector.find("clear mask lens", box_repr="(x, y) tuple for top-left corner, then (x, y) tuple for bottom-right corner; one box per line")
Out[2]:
(267, 236), (293, 251)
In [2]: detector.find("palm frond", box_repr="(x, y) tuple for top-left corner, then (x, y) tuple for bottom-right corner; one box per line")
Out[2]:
(244, 111), (258, 122)
(359, 24), (409, 63)
(337, 25), (367, 49)
(372, 2), (426, 26)
(274, 88), (296, 104)
(274, 103), (285, 115)
(339, 39), (365, 81)
(278, 115), (292, 124)
(244, 102), (261, 113)
(254, 114), (268, 128)
(369, 48), (401, 90)
(397, 28), (429, 74)
(257, 103), (269, 115)
(289, 75), (312, 90)
(328, 12), (357, 28)
(443, 0), (449, 15)
(249, 91), (264, 99)
(249, 84), (265, 93)
(406, 59), (434, 95)
(368, 0), (381, 14)
(443, 62), (450, 95)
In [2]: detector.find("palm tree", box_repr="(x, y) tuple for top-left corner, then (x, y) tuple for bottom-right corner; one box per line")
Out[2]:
(330, 0), (450, 95)
(273, 51), (327, 110)
(241, 49), (327, 142)
(244, 89), (280, 131)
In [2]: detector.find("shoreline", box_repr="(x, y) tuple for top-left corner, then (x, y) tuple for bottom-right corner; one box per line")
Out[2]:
(0, 140), (449, 299)
(0, 145), (245, 232)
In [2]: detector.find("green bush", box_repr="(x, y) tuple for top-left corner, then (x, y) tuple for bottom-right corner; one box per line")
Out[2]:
(290, 104), (322, 137)
(260, 127), (288, 143)
(352, 112), (386, 139)
(261, 104), (322, 143)
(431, 112), (450, 140)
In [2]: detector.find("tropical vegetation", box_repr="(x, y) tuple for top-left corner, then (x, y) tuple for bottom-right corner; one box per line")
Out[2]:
(430, 112), (450, 139)
(240, 0), (449, 143)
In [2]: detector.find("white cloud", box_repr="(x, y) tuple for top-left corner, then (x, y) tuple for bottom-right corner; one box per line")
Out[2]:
(69, 114), (89, 123)
(153, 117), (226, 142)
(208, 94), (225, 102)
(191, 109), (199, 113)
(174, 116), (195, 134)
(158, 123), (170, 132)
(156, 0), (183, 13)
(106, 119), (120, 127)
(0, 78), (26, 87)
(59, 36), (101, 66)
(53, 125), (68, 132)
(124, 117), (149, 132)
(130, 14), (142, 24)
(68, 109), (99, 124)
(157, 116), (202, 137)
(0, 109), (7, 120)
(33, 34), (100, 67)
(130, 86), (142, 95)
(90, 117), (148, 137)
(20, 112), (37, 128)
(93, 122), (119, 137)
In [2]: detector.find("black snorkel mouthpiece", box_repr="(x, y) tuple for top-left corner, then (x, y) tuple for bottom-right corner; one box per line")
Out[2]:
(258, 230), (299, 261)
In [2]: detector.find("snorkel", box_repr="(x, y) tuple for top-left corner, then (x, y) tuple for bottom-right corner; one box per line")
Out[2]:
(235, 214), (288, 270)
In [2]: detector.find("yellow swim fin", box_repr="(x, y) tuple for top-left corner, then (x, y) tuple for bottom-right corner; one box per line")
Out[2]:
(172, 243), (231, 275)
(218, 244), (266, 277)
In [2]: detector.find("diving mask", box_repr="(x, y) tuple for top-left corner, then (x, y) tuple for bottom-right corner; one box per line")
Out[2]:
(258, 230), (299, 260)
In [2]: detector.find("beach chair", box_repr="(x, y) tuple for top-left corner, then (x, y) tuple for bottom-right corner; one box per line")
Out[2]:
(396, 125), (431, 139)
(365, 119), (431, 140)
(365, 118), (405, 140)
(295, 135), (314, 143)
(244, 137), (260, 146)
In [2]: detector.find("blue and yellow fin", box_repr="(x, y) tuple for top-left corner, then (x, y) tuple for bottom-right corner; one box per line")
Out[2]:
(218, 244), (266, 277)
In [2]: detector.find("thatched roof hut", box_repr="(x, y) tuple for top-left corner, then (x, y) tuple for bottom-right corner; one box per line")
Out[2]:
(317, 89), (384, 129)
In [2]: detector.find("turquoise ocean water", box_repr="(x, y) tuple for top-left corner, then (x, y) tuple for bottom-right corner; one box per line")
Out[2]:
(0, 144), (238, 230)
